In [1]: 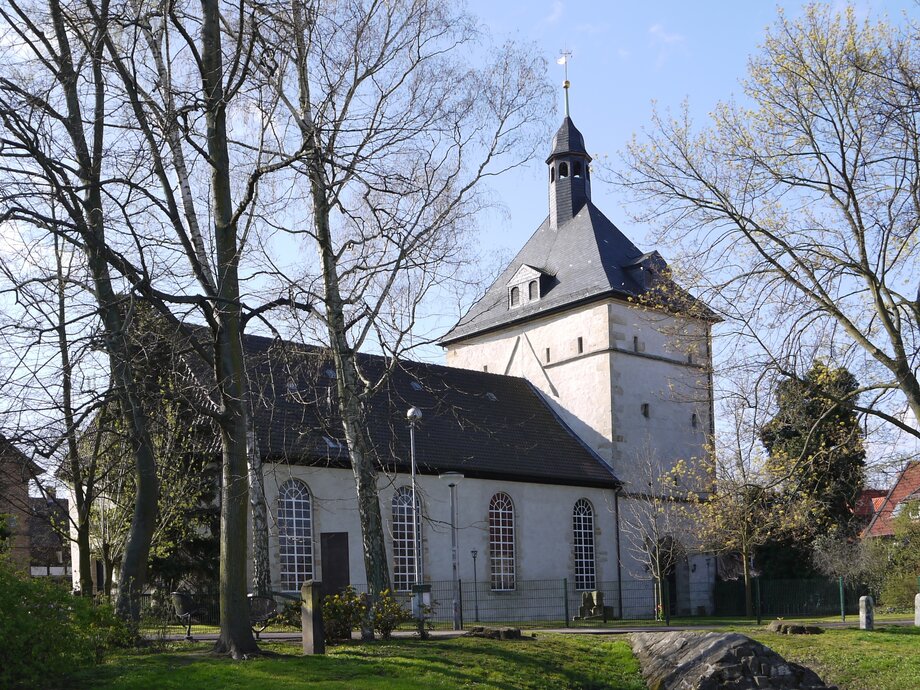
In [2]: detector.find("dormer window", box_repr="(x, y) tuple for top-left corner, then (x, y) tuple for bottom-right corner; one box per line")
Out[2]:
(506, 264), (548, 311)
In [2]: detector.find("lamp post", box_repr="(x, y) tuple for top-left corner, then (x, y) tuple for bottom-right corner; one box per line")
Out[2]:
(407, 407), (427, 636)
(471, 549), (480, 622)
(439, 471), (464, 630)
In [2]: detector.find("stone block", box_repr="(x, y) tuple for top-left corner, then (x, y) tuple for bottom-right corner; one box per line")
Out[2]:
(301, 580), (325, 655)
(859, 595), (874, 631)
(915, 593), (920, 628)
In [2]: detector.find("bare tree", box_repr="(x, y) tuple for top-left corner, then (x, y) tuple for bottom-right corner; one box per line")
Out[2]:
(617, 447), (696, 620)
(257, 0), (552, 601)
(619, 6), (920, 447)
(0, 0), (161, 619)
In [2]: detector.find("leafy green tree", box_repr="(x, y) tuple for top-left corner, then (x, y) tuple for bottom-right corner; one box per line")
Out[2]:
(760, 362), (866, 536)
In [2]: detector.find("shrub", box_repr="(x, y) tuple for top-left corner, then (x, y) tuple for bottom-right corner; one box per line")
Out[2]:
(372, 589), (411, 640)
(0, 559), (130, 689)
(271, 599), (303, 630)
(321, 586), (366, 641)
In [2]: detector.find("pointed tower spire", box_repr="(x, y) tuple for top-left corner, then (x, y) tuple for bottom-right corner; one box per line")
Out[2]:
(547, 52), (591, 231)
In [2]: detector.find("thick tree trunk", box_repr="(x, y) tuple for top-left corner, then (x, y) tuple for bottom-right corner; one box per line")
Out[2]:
(200, 0), (258, 656)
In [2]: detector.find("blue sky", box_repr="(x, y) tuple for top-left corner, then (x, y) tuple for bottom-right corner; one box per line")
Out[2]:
(464, 0), (918, 261)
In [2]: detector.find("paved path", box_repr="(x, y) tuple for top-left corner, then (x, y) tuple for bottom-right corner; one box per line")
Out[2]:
(155, 618), (914, 643)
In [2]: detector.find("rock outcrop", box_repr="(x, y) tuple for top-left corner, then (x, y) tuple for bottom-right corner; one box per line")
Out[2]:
(629, 631), (835, 690)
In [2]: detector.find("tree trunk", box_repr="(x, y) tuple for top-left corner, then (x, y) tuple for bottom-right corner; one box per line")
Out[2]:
(742, 550), (753, 618)
(76, 508), (94, 596)
(247, 419), (272, 597)
(199, 0), (258, 656)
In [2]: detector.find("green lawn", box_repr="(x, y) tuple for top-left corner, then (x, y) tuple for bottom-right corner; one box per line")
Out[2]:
(65, 635), (645, 690)
(65, 625), (920, 690)
(744, 625), (920, 690)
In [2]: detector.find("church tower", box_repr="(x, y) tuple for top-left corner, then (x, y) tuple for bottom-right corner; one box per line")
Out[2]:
(440, 85), (715, 490)
(547, 117), (592, 231)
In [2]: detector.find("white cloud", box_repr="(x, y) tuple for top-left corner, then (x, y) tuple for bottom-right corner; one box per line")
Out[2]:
(544, 1), (564, 25)
(648, 23), (686, 69)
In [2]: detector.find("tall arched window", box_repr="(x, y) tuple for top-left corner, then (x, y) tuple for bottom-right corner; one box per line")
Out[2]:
(573, 499), (596, 591)
(509, 286), (520, 307)
(559, 162), (569, 178)
(392, 486), (421, 592)
(489, 493), (515, 591)
(278, 479), (313, 592)
(573, 161), (583, 178)
(528, 280), (538, 300)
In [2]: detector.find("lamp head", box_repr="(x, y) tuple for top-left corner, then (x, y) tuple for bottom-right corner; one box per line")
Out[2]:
(406, 407), (423, 422)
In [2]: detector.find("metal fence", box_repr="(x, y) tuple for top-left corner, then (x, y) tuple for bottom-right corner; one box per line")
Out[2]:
(139, 576), (872, 630)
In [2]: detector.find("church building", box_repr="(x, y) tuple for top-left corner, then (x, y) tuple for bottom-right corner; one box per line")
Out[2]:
(69, 96), (717, 622)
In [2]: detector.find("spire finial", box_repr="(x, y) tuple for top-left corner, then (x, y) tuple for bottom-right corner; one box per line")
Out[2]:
(557, 49), (572, 117)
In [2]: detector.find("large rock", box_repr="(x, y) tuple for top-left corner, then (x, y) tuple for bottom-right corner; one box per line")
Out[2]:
(629, 631), (835, 690)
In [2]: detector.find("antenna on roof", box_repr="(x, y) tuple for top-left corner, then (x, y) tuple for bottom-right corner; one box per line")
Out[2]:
(557, 48), (573, 117)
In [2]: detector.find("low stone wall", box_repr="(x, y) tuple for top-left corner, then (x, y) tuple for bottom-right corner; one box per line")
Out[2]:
(629, 631), (835, 690)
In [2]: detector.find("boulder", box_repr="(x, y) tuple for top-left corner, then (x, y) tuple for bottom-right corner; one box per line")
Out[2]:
(629, 631), (836, 690)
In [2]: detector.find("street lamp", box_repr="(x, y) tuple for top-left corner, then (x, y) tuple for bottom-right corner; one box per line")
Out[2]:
(470, 549), (480, 622)
(439, 471), (464, 630)
(406, 407), (428, 636)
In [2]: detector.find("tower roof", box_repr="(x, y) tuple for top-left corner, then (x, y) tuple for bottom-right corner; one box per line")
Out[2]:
(547, 117), (590, 163)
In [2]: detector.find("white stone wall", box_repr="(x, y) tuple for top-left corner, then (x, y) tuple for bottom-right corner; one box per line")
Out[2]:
(259, 463), (620, 594)
(445, 298), (713, 488)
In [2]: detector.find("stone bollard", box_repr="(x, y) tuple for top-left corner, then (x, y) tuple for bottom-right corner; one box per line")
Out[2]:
(301, 580), (325, 655)
(859, 595), (874, 631)
(915, 593), (920, 627)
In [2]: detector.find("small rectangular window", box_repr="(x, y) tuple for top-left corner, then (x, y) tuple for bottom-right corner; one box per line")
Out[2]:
(577, 337), (583, 354)
(691, 413), (699, 428)
(687, 352), (693, 364)
(483, 365), (488, 373)
(633, 336), (640, 352)
(641, 403), (650, 418)
(545, 347), (551, 363)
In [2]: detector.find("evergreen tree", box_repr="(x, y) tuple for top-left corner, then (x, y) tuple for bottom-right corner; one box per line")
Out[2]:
(760, 362), (866, 536)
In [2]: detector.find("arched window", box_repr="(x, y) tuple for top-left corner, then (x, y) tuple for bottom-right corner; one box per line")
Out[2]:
(278, 479), (313, 592)
(489, 493), (515, 590)
(573, 499), (596, 591)
(509, 286), (520, 307)
(573, 161), (583, 178)
(550, 167), (555, 182)
(559, 162), (569, 178)
(392, 486), (421, 592)
(528, 280), (538, 300)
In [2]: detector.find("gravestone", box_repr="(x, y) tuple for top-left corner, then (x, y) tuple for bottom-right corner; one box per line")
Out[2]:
(859, 595), (874, 631)
(301, 580), (325, 655)
(915, 593), (920, 627)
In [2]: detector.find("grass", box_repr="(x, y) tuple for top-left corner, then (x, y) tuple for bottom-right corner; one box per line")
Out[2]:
(65, 635), (645, 690)
(744, 625), (920, 690)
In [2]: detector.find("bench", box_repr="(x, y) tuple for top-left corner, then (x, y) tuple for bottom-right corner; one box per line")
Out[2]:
(248, 594), (278, 640)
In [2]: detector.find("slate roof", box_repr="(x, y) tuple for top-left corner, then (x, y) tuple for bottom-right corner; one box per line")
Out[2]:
(863, 461), (920, 538)
(441, 116), (715, 345)
(443, 202), (679, 343)
(185, 333), (620, 489)
(547, 117), (590, 161)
